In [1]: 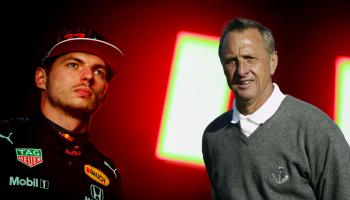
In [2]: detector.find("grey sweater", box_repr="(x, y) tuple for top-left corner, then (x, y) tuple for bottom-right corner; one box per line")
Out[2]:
(202, 95), (350, 200)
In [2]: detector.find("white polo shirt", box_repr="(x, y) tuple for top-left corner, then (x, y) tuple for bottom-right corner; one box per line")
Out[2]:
(231, 83), (286, 137)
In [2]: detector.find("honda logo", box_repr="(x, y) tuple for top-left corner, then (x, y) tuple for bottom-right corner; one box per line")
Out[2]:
(90, 184), (104, 200)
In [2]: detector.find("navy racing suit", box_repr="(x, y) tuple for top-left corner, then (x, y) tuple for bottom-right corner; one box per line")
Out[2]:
(0, 111), (123, 200)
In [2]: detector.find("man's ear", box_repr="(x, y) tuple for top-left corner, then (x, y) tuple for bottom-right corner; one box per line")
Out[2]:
(270, 51), (278, 75)
(35, 67), (47, 90)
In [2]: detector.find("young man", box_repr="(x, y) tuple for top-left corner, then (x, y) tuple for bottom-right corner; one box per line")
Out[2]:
(202, 18), (350, 200)
(0, 28), (124, 199)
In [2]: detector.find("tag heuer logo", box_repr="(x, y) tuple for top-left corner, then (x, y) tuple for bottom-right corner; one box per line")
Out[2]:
(16, 148), (43, 168)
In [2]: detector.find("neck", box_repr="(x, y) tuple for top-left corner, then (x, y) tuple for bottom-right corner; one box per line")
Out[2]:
(41, 104), (91, 134)
(236, 83), (274, 115)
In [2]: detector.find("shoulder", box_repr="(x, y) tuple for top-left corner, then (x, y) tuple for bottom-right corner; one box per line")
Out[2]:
(0, 116), (30, 130)
(282, 95), (321, 112)
(86, 143), (121, 179)
(86, 143), (117, 166)
(203, 109), (233, 135)
(282, 95), (334, 123)
(282, 95), (345, 140)
(0, 117), (31, 144)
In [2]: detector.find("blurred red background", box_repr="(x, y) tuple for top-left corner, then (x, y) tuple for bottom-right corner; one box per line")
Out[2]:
(1, 1), (350, 199)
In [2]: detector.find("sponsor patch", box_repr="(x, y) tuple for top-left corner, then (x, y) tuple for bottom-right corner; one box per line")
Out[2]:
(84, 184), (104, 200)
(16, 148), (43, 168)
(84, 164), (110, 186)
(104, 161), (118, 179)
(0, 132), (14, 144)
(9, 176), (49, 190)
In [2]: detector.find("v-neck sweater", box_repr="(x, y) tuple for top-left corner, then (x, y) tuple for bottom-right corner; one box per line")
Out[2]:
(202, 95), (350, 200)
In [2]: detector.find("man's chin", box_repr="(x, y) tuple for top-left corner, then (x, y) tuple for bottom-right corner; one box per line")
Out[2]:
(234, 89), (253, 99)
(234, 93), (256, 104)
(63, 105), (97, 118)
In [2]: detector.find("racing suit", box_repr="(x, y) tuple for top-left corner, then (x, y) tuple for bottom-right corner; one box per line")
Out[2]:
(0, 111), (123, 200)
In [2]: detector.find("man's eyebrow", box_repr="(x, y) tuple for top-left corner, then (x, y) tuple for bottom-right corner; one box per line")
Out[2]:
(93, 63), (108, 70)
(221, 55), (236, 62)
(64, 56), (107, 69)
(64, 56), (83, 63)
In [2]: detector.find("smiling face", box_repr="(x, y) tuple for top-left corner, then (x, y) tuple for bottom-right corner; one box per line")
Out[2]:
(220, 28), (278, 114)
(36, 52), (110, 118)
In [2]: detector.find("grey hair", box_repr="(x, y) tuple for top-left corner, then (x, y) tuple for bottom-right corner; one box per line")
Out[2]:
(218, 18), (275, 55)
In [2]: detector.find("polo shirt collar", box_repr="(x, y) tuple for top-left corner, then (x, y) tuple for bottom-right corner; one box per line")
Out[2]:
(231, 83), (285, 124)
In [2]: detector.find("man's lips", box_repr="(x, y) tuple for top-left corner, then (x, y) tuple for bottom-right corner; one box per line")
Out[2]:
(74, 87), (93, 97)
(234, 80), (253, 88)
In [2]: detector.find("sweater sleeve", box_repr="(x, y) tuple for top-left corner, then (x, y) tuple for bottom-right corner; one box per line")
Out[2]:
(305, 112), (350, 200)
(202, 134), (223, 200)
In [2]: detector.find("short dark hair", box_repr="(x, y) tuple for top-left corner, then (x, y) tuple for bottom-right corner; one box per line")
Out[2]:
(218, 18), (275, 55)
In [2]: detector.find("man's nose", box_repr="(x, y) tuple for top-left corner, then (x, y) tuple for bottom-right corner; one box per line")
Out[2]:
(81, 67), (94, 81)
(237, 60), (249, 75)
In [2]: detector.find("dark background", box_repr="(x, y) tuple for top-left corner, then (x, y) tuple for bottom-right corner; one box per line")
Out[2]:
(1, 0), (350, 199)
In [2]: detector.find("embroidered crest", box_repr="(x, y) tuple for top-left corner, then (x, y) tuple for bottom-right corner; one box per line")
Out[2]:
(16, 148), (43, 168)
(272, 166), (289, 184)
